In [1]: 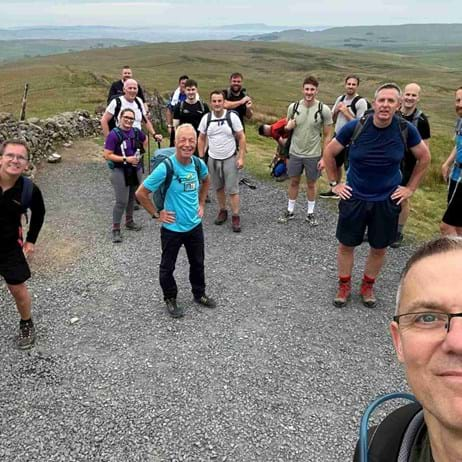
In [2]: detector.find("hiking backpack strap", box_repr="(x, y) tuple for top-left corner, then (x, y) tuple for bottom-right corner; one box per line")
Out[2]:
(397, 115), (409, 151)
(350, 114), (371, 145)
(179, 100), (185, 118)
(192, 156), (202, 180)
(411, 109), (423, 127)
(314, 101), (325, 124)
(225, 110), (236, 135)
(134, 97), (147, 123)
(350, 95), (362, 115)
(113, 97), (122, 124)
(205, 112), (213, 132)
(21, 176), (33, 213)
(199, 99), (205, 113)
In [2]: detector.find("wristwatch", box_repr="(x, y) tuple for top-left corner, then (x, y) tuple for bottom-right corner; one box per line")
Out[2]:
(329, 181), (338, 187)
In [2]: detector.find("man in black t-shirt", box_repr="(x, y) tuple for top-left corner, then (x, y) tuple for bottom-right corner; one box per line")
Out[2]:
(391, 82), (431, 247)
(173, 79), (209, 135)
(0, 139), (45, 350)
(107, 65), (146, 104)
(223, 72), (253, 127)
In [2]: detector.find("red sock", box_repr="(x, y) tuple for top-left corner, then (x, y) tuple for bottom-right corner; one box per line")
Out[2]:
(363, 274), (375, 284)
(339, 275), (351, 283)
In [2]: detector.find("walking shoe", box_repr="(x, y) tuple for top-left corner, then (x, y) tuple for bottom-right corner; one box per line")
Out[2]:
(390, 232), (404, 248)
(333, 280), (351, 308)
(194, 295), (217, 308)
(134, 204), (140, 211)
(165, 298), (183, 318)
(112, 229), (122, 243)
(275, 173), (289, 182)
(17, 321), (36, 350)
(305, 213), (319, 227)
(214, 209), (228, 225)
(278, 210), (294, 224)
(232, 215), (241, 233)
(126, 221), (142, 231)
(319, 190), (340, 199)
(360, 280), (377, 308)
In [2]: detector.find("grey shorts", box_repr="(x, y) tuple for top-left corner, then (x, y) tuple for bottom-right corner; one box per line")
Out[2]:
(287, 155), (321, 181)
(208, 155), (239, 194)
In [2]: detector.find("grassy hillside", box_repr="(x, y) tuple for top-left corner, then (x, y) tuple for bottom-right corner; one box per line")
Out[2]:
(238, 24), (462, 56)
(0, 40), (457, 239)
(0, 39), (145, 63)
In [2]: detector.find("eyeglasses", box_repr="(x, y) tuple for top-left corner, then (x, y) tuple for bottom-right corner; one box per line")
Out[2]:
(393, 311), (462, 335)
(2, 153), (28, 162)
(122, 116), (135, 121)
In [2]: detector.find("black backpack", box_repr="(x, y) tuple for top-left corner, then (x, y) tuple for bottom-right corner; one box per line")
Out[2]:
(339, 94), (372, 116)
(354, 402), (424, 462)
(108, 97), (146, 131)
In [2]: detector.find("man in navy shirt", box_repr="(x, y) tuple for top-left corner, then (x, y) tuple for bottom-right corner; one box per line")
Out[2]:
(323, 83), (430, 308)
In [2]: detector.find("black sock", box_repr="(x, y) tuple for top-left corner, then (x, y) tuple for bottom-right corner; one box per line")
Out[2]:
(20, 318), (33, 326)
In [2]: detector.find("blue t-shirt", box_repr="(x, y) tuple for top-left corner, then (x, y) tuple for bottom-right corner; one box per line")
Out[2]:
(143, 155), (208, 233)
(450, 117), (462, 182)
(336, 116), (422, 201)
(105, 127), (146, 170)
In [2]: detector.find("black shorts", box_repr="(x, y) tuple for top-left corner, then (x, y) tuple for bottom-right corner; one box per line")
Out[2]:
(336, 197), (401, 249)
(335, 146), (349, 168)
(442, 179), (462, 227)
(0, 247), (31, 285)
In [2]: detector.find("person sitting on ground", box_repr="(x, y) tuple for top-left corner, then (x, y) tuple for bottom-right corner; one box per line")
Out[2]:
(0, 139), (45, 350)
(354, 236), (462, 461)
(103, 108), (148, 243)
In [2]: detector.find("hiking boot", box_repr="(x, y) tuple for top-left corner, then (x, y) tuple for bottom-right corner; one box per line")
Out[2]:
(165, 298), (183, 318)
(134, 204), (140, 211)
(232, 215), (241, 233)
(214, 209), (228, 225)
(390, 232), (404, 248)
(319, 190), (340, 199)
(194, 295), (217, 308)
(333, 280), (351, 308)
(278, 210), (294, 224)
(305, 213), (319, 227)
(360, 280), (377, 308)
(112, 229), (122, 243)
(17, 321), (36, 350)
(126, 221), (142, 231)
(275, 173), (289, 182)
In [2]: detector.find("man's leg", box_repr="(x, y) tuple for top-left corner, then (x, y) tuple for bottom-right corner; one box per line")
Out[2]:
(159, 228), (183, 300)
(7, 283), (32, 320)
(364, 247), (387, 279)
(229, 193), (240, 215)
(334, 243), (355, 307)
(183, 224), (206, 300)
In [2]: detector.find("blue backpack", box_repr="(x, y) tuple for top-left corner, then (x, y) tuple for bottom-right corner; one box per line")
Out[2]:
(150, 151), (202, 212)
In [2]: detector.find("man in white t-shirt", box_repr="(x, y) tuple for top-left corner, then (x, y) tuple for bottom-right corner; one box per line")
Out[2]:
(320, 75), (369, 199)
(198, 90), (246, 232)
(101, 79), (161, 141)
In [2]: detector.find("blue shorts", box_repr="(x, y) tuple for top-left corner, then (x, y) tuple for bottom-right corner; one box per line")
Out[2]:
(336, 198), (401, 249)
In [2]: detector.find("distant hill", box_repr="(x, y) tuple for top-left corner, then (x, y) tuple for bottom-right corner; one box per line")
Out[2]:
(234, 23), (462, 54)
(0, 39), (145, 62)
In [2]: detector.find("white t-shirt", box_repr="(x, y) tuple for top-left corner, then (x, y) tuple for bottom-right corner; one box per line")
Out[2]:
(105, 96), (146, 130)
(333, 94), (368, 133)
(198, 110), (243, 160)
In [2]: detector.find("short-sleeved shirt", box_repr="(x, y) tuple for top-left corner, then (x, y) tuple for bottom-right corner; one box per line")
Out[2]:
(143, 155), (208, 233)
(105, 128), (146, 170)
(401, 109), (431, 174)
(270, 118), (289, 140)
(105, 96), (146, 130)
(223, 88), (247, 125)
(287, 99), (333, 158)
(173, 100), (210, 132)
(332, 94), (369, 133)
(198, 110), (243, 160)
(450, 117), (462, 182)
(336, 116), (422, 201)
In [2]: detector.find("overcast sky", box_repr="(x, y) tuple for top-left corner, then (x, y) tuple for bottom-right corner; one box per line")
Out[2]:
(2, 0), (459, 28)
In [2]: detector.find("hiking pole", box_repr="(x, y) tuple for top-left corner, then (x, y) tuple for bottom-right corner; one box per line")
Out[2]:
(359, 392), (417, 462)
(147, 135), (151, 174)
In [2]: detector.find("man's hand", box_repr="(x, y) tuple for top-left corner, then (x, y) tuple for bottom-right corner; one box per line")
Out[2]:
(198, 204), (205, 218)
(442, 163), (451, 182)
(153, 134), (163, 143)
(236, 157), (244, 170)
(241, 95), (251, 105)
(158, 210), (176, 223)
(332, 183), (352, 200)
(286, 119), (296, 131)
(23, 242), (35, 259)
(318, 158), (325, 171)
(391, 185), (413, 205)
(127, 156), (139, 166)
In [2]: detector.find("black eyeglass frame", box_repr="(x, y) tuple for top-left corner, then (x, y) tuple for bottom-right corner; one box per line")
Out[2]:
(393, 311), (462, 333)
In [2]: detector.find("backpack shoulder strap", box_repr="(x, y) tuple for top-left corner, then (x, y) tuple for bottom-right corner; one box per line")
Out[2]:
(314, 101), (325, 124)
(113, 97), (122, 122)
(225, 110), (236, 134)
(412, 109), (423, 126)
(397, 115), (409, 150)
(163, 156), (174, 192)
(192, 156), (202, 179)
(21, 176), (34, 212)
(290, 101), (300, 119)
(350, 113), (371, 144)
(199, 99), (205, 113)
(135, 97), (147, 123)
(179, 100), (185, 117)
(365, 403), (423, 462)
(205, 112), (213, 131)
(350, 95), (362, 115)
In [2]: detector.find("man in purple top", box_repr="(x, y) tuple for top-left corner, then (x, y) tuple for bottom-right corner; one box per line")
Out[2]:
(323, 83), (430, 309)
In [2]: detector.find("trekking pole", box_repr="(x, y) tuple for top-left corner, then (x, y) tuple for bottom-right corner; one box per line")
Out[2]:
(147, 134), (151, 174)
(359, 392), (417, 462)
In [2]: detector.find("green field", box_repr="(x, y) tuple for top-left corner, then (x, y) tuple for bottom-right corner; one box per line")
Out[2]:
(0, 40), (458, 240)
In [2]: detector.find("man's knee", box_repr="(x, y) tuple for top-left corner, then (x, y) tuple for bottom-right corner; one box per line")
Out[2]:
(7, 282), (29, 301)
(369, 247), (387, 257)
(289, 176), (301, 187)
(338, 243), (355, 255)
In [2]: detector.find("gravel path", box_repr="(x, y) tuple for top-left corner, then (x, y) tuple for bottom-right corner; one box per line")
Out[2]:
(1, 139), (415, 462)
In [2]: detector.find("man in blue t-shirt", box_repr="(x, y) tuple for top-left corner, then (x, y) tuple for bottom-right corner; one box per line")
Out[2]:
(135, 124), (216, 318)
(323, 83), (431, 309)
(440, 87), (462, 236)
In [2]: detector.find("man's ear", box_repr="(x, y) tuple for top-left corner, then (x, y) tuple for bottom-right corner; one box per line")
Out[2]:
(390, 321), (404, 363)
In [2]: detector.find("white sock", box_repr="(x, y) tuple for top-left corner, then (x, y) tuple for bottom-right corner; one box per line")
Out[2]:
(288, 199), (296, 213)
(307, 201), (316, 214)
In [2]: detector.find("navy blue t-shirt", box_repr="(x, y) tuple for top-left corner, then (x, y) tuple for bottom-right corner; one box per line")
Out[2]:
(336, 116), (422, 201)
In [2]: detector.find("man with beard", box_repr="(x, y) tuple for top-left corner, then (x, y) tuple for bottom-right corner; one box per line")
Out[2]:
(107, 65), (146, 104)
(223, 72), (253, 127)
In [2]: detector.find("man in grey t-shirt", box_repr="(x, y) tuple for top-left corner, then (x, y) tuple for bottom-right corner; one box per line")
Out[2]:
(320, 75), (369, 199)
